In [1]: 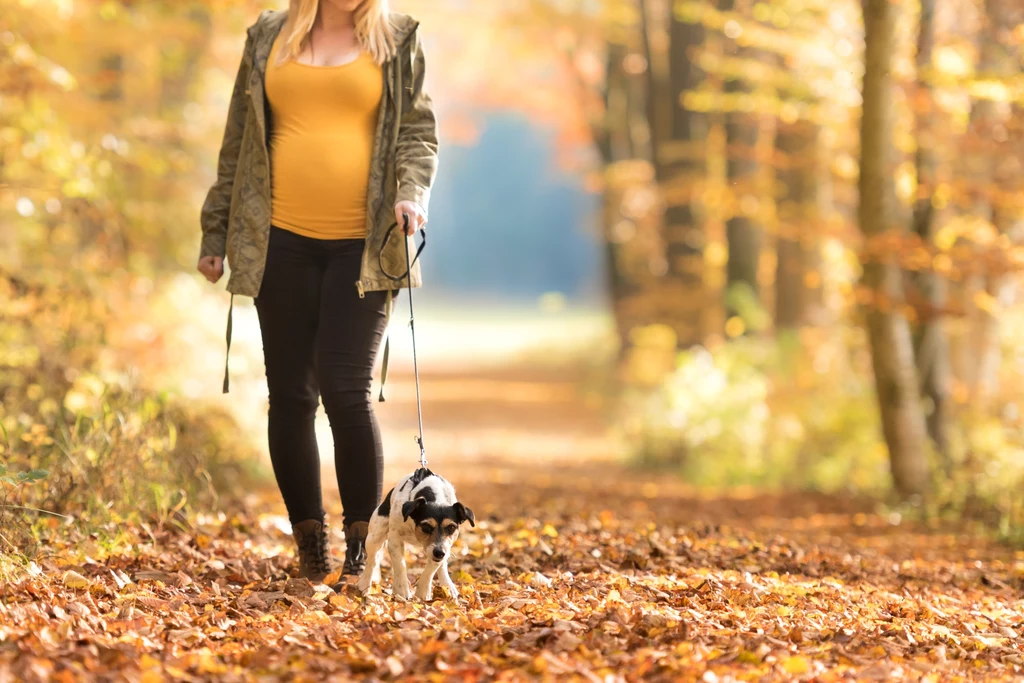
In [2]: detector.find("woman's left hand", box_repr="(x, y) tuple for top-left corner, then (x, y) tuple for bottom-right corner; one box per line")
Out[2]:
(395, 201), (427, 235)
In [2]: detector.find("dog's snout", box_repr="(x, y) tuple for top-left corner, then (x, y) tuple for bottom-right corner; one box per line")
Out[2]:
(432, 547), (446, 561)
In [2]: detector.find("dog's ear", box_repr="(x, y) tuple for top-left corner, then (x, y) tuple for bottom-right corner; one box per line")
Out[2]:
(454, 502), (475, 527)
(402, 497), (425, 521)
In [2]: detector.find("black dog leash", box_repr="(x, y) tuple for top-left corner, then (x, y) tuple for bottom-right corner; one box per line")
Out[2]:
(380, 215), (428, 468)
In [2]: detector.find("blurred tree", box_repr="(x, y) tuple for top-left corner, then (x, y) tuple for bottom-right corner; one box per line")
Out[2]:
(529, 0), (674, 350)
(601, 35), (650, 349)
(909, 0), (952, 470)
(159, 4), (214, 119)
(774, 120), (821, 329)
(589, 6), (668, 350)
(718, 0), (763, 326)
(1, 0), (258, 278)
(960, 0), (1021, 405)
(859, 0), (930, 498)
(654, 0), (709, 345)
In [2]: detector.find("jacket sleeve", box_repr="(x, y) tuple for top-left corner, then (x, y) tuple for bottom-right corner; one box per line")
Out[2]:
(199, 32), (254, 260)
(395, 32), (439, 212)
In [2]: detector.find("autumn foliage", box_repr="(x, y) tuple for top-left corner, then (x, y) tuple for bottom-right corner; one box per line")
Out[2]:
(3, 0), (1024, 680)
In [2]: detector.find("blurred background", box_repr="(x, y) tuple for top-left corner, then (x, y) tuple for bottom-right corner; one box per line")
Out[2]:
(2, 0), (1024, 542)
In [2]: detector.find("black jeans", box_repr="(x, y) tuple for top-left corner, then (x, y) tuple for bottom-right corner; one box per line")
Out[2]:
(255, 226), (389, 527)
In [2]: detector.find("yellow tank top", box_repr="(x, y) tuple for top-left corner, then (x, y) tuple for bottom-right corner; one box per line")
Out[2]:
(265, 36), (383, 240)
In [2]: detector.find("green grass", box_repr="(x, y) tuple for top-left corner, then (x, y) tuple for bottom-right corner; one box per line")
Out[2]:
(0, 271), (268, 573)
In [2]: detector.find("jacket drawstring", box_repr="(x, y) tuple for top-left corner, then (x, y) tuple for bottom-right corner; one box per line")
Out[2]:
(378, 289), (394, 402)
(377, 53), (404, 403)
(222, 293), (234, 394)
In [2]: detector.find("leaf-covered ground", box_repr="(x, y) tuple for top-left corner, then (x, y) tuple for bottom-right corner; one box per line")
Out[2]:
(3, 367), (1023, 682)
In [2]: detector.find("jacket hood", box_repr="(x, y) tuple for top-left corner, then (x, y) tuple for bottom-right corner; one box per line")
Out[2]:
(389, 13), (420, 47)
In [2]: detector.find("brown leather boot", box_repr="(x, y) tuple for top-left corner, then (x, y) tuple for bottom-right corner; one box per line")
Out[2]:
(342, 521), (369, 576)
(292, 519), (331, 583)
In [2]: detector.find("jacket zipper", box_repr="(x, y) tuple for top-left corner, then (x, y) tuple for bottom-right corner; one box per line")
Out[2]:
(356, 54), (397, 299)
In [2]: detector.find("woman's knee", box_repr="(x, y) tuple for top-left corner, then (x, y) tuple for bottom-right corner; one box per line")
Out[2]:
(267, 386), (320, 419)
(320, 386), (373, 421)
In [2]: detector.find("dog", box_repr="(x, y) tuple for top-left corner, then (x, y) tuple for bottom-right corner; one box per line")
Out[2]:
(357, 468), (475, 601)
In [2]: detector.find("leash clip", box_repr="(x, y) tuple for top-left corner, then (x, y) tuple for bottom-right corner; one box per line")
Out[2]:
(415, 436), (427, 468)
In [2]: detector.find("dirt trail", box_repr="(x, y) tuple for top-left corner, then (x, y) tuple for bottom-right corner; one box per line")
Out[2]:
(313, 362), (1024, 681)
(4, 309), (1024, 681)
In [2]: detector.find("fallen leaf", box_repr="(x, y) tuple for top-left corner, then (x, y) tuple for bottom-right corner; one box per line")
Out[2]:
(62, 570), (90, 589)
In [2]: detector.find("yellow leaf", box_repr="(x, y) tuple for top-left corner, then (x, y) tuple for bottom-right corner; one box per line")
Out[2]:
(139, 654), (163, 683)
(196, 654), (226, 675)
(782, 656), (810, 675)
(541, 524), (558, 538)
(329, 593), (354, 609)
(776, 605), (791, 617)
(62, 570), (90, 590)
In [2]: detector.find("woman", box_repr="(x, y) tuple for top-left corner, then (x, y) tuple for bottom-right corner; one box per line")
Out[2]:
(196, 0), (438, 584)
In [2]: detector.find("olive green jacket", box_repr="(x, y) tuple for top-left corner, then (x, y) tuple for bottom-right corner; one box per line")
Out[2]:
(199, 10), (438, 298)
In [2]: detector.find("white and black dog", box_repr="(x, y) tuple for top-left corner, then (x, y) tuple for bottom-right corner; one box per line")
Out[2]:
(357, 468), (475, 601)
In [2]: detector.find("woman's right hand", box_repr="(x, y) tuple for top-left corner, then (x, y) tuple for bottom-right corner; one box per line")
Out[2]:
(198, 256), (224, 283)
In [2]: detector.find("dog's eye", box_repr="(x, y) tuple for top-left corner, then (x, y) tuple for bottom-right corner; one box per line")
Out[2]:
(419, 522), (433, 534)
(443, 524), (457, 535)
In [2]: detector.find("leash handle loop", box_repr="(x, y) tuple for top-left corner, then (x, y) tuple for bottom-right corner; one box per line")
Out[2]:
(379, 220), (426, 283)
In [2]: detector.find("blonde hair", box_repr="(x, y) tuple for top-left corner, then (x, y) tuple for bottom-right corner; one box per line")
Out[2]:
(276, 0), (395, 66)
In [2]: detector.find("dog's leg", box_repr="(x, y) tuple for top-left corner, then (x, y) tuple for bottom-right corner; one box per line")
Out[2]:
(438, 560), (460, 602)
(414, 561), (441, 601)
(357, 517), (388, 595)
(388, 532), (411, 600)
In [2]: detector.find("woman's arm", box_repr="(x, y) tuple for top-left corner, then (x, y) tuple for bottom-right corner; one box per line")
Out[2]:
(199, 33), (254, 262)
(394, 31), (439, 232)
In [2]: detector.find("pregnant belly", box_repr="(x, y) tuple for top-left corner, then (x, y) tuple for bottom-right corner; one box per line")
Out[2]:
(271, 131), (373, 235)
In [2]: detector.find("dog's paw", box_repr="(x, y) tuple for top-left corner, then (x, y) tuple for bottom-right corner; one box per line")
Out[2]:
(392, 582), (412, 601)
(414, 584), (433, 601)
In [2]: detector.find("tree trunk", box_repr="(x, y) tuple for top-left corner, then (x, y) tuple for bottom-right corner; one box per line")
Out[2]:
(910, 0), (952, 470)
(601, 41), (639, 350)
(719, 0), (762, 325)
(639, 0), (668, 163)
(774, 120), (821, 329)
(961, 0), (1018, 403)
(642, 4), (708, 346)
(860, 0), (930, 499)
(598, 35), (665, 353)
